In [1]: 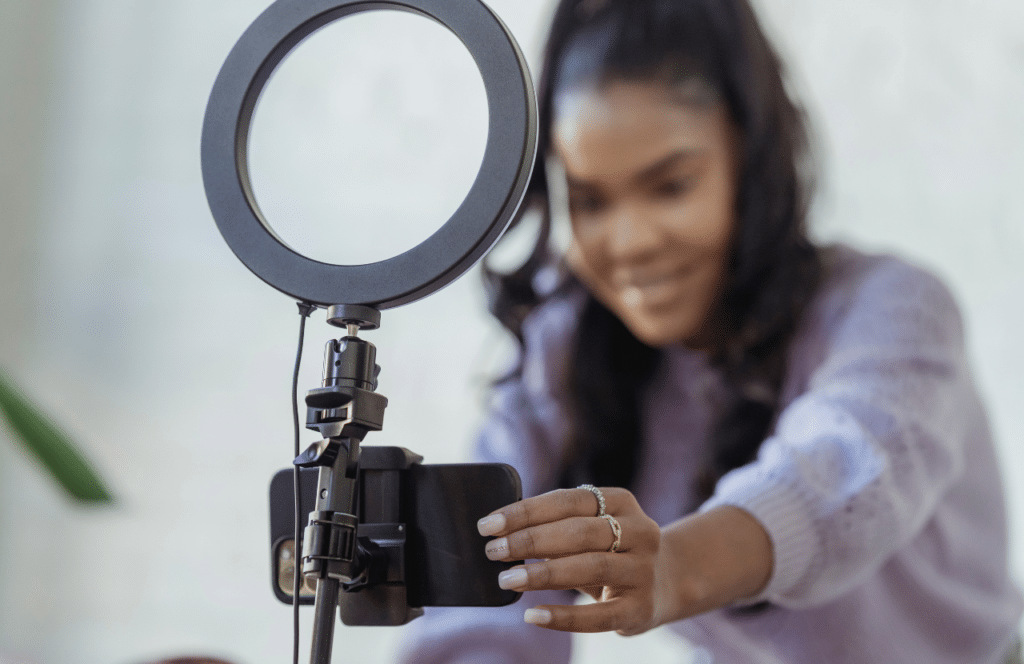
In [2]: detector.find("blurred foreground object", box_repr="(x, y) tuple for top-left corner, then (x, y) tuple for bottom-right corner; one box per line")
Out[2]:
(0, 367), (113, 503)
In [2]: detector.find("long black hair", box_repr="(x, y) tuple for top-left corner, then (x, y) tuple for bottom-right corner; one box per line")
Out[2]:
(485, 0), (821, 502)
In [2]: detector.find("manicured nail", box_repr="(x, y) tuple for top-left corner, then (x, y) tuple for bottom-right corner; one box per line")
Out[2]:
(498, 568), (528, 590)
(485, 537), (509, 561)
(477, 513), (506, 536)
(524, 608), (552, 625)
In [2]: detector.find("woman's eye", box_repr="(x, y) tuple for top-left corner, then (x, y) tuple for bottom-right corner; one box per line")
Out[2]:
(653, 178), (692, 199)
(569, 193), (605, 215)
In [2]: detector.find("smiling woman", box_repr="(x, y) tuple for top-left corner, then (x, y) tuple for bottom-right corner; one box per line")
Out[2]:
(397, 0), (1023, 662)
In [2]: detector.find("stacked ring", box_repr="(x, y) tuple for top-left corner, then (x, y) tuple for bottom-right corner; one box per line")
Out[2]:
(602, 514), (622, 553)
(577, 484), (606, 517)
(578, 485), (622, 552)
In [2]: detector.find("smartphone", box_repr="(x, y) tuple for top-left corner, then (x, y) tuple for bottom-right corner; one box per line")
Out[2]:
(269, 446), (522, 623)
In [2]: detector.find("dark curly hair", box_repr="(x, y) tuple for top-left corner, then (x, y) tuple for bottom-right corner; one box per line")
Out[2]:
(485, 0), (821, 504)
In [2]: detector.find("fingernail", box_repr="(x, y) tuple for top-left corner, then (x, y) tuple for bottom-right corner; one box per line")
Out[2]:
(477, 513), (506, 536)
(485, 537), (509, 561)
(524, 608), (552, 625)
(498, 568), (528, 590)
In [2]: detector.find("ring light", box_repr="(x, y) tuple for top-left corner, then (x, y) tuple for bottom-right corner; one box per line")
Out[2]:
(201, 0), (538, 309)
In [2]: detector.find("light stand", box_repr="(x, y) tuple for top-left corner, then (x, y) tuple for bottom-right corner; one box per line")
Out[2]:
(200, 1), (538, 661)
(294, 305), (436, 658)
(293, 305), (382, 663)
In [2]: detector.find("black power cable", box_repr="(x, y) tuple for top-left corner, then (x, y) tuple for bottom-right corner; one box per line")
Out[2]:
(293, 302), (315, 664)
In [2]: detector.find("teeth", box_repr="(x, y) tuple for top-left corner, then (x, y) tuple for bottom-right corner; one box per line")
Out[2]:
(622, 286), (643, 309)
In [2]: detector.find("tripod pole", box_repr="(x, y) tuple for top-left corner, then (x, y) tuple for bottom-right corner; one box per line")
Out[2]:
(311, 577), (341, 664)
(303, 437), (360, 664)
(298, 306), (387, 664)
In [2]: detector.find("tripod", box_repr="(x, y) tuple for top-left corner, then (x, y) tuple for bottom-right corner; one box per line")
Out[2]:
(271, 302), (522, 663)
(293, 304), (400, 664)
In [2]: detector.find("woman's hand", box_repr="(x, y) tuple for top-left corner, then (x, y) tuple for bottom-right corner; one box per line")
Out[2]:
(477, 487), (774, 635)
(477, 486), (665, 635)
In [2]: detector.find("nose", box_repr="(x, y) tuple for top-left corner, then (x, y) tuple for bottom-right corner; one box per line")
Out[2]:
(606, 202), (662, 262)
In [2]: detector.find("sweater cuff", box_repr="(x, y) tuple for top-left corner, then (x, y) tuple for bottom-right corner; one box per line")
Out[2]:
(700, 477), (819, 604)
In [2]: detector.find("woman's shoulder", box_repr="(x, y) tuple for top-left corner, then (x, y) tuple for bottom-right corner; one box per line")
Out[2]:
(782, 244), (965, 399)
(818, 243), (952, 301)
(521, 268), (587, 342)
(512, 270), (588, 395)
(807, 243), (963, 347)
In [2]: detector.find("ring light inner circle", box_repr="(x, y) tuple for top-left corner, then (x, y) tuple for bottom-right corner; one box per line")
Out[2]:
(246, 9), (489, 267)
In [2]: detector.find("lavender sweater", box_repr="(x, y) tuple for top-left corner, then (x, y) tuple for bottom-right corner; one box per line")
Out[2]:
(398, 246), (1022, 664)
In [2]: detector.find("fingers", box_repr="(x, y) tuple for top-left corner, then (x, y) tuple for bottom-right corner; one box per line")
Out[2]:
(477, 487), (663, 637)
(523, 598), (654, 635)
(497, 553), (658, 636)
(495, 553), (650, 593)
(485, 515), (622, 561)
(478, 486), (635, 537)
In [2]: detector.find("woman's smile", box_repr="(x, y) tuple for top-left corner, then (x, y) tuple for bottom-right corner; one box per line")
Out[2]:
(614, 264), (697, 310)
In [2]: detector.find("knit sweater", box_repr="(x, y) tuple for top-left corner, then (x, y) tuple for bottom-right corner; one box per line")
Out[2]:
(397, 245), (1023, 664)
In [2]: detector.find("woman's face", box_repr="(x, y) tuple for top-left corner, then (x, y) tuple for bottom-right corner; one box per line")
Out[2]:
(553, 81), (740, 348)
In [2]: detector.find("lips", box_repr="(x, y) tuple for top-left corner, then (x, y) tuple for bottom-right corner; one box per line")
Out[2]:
(614, 264), (697, 309)
(614, 260), (697, 287)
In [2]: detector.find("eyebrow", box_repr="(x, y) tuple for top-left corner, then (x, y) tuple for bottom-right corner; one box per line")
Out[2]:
(565, 148), (705, 189)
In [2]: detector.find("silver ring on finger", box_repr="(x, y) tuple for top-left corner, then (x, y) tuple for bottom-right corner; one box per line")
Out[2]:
(577, 484), (606, 517)
(602, 514), (622, 553)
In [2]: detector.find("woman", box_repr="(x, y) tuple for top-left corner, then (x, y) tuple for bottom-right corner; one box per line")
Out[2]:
(400, 0), (1022, 661)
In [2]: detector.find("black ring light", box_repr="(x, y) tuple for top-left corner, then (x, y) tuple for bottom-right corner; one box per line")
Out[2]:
(202, 0), (537, 309)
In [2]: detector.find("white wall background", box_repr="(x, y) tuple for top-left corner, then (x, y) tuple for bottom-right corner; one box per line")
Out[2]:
(0, 1), (1020, 663)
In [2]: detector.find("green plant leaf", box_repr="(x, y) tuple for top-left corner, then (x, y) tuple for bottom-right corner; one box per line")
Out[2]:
(0, 367), (114, 503)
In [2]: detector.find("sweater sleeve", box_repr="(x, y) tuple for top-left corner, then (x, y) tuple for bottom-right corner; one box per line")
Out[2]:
(701, 256), (974, 608)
